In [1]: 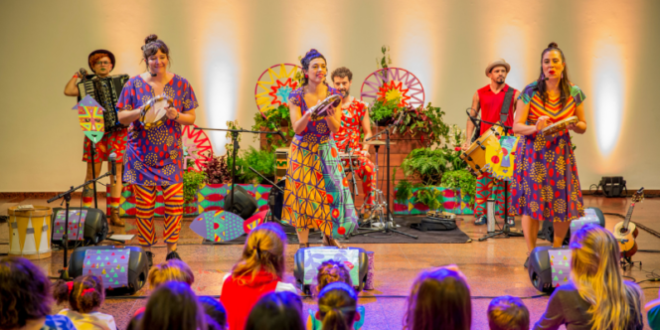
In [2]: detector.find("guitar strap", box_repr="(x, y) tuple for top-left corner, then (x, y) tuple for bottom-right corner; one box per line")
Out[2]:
(499, 86), (515, 129)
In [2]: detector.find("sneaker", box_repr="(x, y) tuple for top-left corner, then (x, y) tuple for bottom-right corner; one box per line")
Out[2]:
(166, 250), (182, 261)
(474, 216), (487, 226)
(506, 217), (515, 227)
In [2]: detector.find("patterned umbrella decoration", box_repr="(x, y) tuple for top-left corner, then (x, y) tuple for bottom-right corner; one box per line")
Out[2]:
(360, 67), (425, 109)
(181, 125), (214, 171)
(72, 95), (105, 143)
(254, 63), (301, 115)
(189, 210), (245, 242)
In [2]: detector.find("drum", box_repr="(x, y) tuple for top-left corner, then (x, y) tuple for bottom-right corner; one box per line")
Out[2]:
(141, 94), (173, 129)
(275, 147), (289, 181)
(460, 125), (504, 175)
(7, 206), (52, 259)
(339, 153), (360, 172)
(268, 180), (286, 220)
(541, 116), (578, 136)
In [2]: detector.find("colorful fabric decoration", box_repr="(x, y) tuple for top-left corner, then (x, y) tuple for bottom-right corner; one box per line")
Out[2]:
(197, 183), (271, 214)
(82, 248), (130, 288)
(73, 95), (105, 143)
(243, 210), (268, 234)
(483, 136), (519, 181)
(52, 209), (87, 241)
(548, 249), (572, 287)
(393, 187), (474, 215)
(189, 210), (245, 242)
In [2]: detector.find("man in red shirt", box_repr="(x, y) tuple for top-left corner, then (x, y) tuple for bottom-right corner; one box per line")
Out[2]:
(462, 59), (520, 226)
(331, 67), (377, 216)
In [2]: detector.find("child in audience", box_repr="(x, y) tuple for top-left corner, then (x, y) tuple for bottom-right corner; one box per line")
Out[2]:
(148, 258), (195, 289)
(308, 260), (365, 329)
(315, 282), (359, 330)
(245, 291), (306, 330)
(53, 275), (117, 330)
(534, 224), (644, 330)
(0, 257), (76, 330)
(199, 296), (227, 330)
(646, 288), (660, 330)
(220, 222), (297, 330)
(142, 281), (207, 330)
(403, 265), (472, 330)
(488, 295), (529, 330)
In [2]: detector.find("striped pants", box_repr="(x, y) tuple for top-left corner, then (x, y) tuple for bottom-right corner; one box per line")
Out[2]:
(134, 183), (183, 246)
(474, 172), (516, 219)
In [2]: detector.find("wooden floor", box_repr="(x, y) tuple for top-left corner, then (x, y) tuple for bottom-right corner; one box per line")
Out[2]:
(1, 195), (659, 329)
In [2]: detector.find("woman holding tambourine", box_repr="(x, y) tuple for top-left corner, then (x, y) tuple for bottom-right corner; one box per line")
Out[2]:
(117, 34), (198, 262)
(512, 42), (587, 267)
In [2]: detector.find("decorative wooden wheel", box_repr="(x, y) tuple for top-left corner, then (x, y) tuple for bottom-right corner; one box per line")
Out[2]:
(254, 63), (301, 115)
(360, 67), (425, 108)
(181, 125), (213, 171)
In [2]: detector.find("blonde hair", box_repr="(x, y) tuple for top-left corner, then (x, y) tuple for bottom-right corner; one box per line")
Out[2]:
(148, 259), (195, 289)
(570, 224), (643, 330)
(232, 223), (286, 281)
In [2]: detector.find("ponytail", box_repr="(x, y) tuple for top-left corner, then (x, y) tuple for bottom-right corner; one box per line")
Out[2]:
(52, 275), (104, 313)
(320, 307), (353, 330)
(318, 282), (358, 330)
(232, 223), (286, 281)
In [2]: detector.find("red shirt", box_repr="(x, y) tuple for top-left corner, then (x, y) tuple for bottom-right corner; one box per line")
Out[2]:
(477, 84), (517, 135)
(220, 270), (280, 330)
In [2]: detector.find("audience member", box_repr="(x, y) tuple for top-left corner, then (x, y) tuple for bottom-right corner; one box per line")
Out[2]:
(199, 296), (227, 330)
(142, 281), (207, 330)
(403, 265), (472, 330)
(0, 257), (76, 330)
(245, 291), (305, 330)
(315, 282), (359, 330)
(533, 224), (644, 330)
(220, 222), (297, 330)
(488, 295), (530, 330)
(646, 288), (660, 330)
(308, 260), (365, 329)
(148, 258), (195, 289)
(53, 275), (116, 330)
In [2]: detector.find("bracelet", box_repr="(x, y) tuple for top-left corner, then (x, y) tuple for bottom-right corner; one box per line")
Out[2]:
(175, 112), (180, 121)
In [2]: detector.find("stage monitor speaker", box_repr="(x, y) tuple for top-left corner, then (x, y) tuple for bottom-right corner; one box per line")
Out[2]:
(51, 207), (108, 246)
(528, 246), (572, 293)
(68, 245), (150, 295)
(225, 185), (258, 220)
(599, 176), (626, 198)
(540, 207), (604, 245)
(293, 246), (369, 295)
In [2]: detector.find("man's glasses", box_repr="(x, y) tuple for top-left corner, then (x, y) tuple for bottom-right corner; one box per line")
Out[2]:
(95, 61), (111, 66)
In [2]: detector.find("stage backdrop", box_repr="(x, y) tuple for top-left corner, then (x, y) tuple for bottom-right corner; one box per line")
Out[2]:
(1, 0), (659, 192)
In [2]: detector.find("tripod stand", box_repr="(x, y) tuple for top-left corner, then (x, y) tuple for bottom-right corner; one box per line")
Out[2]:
(47, 163), (115, 280)
(350, 125), (418, 240)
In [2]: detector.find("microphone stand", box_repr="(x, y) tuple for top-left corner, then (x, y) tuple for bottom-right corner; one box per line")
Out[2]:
(47, 169), (114, 280)
(350, 121), (418, 240)
(195, 127), (282, 216)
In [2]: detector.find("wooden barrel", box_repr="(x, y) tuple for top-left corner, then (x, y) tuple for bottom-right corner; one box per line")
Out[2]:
(275, 147), (289, 181)
(7, 206), (52, 259)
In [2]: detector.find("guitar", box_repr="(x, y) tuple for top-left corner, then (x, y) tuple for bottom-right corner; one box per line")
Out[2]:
(612, 187), (644, 258)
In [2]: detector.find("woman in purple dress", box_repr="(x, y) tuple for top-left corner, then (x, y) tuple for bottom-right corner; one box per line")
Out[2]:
(118, 34), (199, 261)
(512, 42), (587, 267)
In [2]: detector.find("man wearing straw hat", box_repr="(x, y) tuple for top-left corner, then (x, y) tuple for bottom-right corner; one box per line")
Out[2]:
(462, 59), (520, 227)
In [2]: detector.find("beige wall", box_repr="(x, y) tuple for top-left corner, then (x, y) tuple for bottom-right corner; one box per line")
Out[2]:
(1, 0), (658, 192)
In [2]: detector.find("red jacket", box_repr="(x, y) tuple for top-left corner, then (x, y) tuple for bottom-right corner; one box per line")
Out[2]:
(220, 270), (280, 330)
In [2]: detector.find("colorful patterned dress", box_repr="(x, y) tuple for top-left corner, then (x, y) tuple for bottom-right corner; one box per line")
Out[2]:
(282, 86), (358, 238)
(512, 81), (585, 222)
(332, 98), (376, 206)
(117, 74), (199, 245)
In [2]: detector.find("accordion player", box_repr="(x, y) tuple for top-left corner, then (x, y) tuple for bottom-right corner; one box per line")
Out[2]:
(77, 74), (130, 132)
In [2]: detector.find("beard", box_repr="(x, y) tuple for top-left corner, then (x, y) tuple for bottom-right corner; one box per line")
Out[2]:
(495, 76), (505, 84)
(339, 88), (350, 98)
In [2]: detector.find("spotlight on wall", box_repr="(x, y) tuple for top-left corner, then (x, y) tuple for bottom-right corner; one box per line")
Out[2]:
(597, 176), (627, 198)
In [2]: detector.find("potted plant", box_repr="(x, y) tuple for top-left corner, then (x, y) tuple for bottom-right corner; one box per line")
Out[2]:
(252, 104), (295, 151)
(182, 168), (206, 216)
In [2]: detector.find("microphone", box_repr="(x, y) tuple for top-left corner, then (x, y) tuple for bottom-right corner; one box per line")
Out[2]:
(276, 130), (288, 143)
(109, 153), (117, 176)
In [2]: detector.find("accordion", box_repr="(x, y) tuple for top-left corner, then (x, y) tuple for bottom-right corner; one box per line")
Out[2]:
(77, 74), (129, 132)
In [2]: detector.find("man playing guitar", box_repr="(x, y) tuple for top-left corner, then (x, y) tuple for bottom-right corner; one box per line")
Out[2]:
(462, 59), (520, 226)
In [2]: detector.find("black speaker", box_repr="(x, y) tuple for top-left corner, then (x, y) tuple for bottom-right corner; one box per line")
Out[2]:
(599, 176), (626, 198)
(68, 245), (149, 295)
(225, 185), (258, 220)
(540, 207), (604, 245)
(51, 207), (108, 246)
(528, 246), (571, 293)
(293, 246), (369, 294)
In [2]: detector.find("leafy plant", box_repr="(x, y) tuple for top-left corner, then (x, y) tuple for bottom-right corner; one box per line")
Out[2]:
(394, 179), (419, 203)
(391, 103), (450, 147)
(240, 147), (275, 183)
(400, 148), (451, 186)
(252, 104), (294, 150)
(370, 97), (401, 126)
(182, 170), (207, 203)
(442, 170), (477, 204)
(416, 187), (443, 212)
(205, 155), (231, 184)
(376, 45), (392, 79)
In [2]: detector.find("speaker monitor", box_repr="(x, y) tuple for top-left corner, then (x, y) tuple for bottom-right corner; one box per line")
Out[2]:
(68, 245), (150, 295)
(528, 246), (572, 293)
(293, 246), (369, 294)
(540, 207), (604, 245)
(224, 185), (258, 220)
(600, 176), (626, 198)
(51, 207), (108, 246)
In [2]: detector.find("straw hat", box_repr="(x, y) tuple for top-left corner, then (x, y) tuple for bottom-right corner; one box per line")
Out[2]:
(485, 59), (510, 77)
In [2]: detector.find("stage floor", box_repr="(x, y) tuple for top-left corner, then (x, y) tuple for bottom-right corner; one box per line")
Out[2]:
(1, 196), (658, 329)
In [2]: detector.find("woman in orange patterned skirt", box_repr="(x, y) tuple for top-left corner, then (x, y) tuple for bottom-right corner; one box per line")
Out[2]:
(512, 42), (588, 267)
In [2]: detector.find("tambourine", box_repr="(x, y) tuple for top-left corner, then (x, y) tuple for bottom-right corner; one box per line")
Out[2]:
(140, 94), (174, 129)
(310, 94), (342, 121)
(541, 116), (578, 136)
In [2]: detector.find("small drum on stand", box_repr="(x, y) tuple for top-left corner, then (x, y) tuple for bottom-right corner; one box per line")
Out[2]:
(460, 125), (504, 176)
(339, 153), (360, 172)
(275, 147), (289, 181)
(7, 206), (52, 259)
(141, 94), (174, 130)
(541, 116), (578, 136)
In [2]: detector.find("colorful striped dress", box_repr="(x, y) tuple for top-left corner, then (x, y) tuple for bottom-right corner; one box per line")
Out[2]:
(512, 81), (585, 222)
(282, 86), (358, 238)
